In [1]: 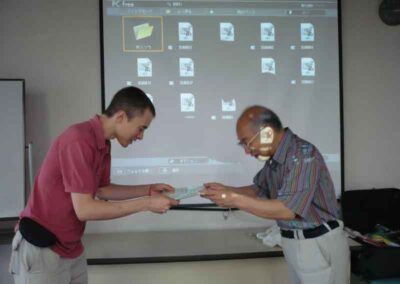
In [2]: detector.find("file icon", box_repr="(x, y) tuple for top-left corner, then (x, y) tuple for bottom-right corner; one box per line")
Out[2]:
(133, 23), (154, 40)
(179, 22), (193, 41)
(261, 23), (275, 42)
(221, 99), (236, 112)
(301, 23), (314, 41)
(180, 93), (195, 112)
(179, 58), (194, 77)
(137, 58), (152, 77)
(220, 22), (235, 41)
(261, 58), (276, 75)
(301, 57), (315, 76)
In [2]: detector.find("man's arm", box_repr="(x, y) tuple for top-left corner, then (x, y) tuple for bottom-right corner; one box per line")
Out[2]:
(201, 183), (295, 220)
(231, 185), (259, 198)
(96, 184), (150, 200)
(204, 183), (258, 198)
(234, 195), (295, 220)
(96, 183), (174, 201)
(71, 192), (178, 221)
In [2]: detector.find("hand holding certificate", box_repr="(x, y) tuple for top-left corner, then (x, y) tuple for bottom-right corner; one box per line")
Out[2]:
(166, 185), (203, 200)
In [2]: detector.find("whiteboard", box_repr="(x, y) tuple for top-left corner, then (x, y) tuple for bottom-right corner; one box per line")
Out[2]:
(0, 79), (25, 219)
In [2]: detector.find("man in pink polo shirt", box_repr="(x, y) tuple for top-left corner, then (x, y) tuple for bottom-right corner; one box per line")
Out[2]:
(9, 86), (179, 284)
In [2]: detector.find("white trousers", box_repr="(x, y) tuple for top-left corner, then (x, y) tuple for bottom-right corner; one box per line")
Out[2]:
(281, 221), (350, 284)
(9, 231), (88, 284)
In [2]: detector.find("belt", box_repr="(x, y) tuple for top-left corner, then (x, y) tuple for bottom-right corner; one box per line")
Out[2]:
(281, 220), (340, 239)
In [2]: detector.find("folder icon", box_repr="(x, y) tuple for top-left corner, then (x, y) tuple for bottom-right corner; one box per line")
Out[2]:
(133, 23), (154, 40)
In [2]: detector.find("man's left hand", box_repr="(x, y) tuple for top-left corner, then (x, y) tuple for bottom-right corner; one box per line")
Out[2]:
(200, 183), (238, 208)
(149, 183), (175, 196)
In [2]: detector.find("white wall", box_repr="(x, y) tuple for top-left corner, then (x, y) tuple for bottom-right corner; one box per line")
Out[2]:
(1, 0), (399, 283)
(341, 0), (400, 190)
(0, 0), (102, 231)
(1, 0), (398, 200)
(0, 0), (101, 169)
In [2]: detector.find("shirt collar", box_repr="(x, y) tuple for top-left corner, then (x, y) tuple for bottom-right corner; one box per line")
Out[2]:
(272, 127), (294, 165)
(89, 115), (109, 151)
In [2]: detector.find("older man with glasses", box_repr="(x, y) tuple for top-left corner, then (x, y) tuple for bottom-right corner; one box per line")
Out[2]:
(201, 105), (350, 284)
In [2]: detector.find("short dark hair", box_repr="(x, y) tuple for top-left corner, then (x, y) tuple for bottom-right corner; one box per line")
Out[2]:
(242, 105), (283, 132)
(103, 86), (155, 119)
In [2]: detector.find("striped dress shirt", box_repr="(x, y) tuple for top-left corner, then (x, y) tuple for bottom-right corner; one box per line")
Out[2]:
(253, 128), (340, 230)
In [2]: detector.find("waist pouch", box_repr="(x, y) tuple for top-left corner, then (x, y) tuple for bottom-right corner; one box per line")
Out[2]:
(19, 217), (57, 247)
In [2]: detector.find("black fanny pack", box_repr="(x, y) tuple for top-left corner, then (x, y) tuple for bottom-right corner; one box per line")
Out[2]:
(19, 217), (57, 247)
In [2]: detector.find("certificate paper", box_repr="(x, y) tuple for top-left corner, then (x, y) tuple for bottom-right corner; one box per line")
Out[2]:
(167, 186), (203, 200)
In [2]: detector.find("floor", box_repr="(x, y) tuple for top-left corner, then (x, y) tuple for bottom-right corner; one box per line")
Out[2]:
(0, 243), (375, 284)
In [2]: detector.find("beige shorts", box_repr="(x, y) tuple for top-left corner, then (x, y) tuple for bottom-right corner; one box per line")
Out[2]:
(9, 231), (88, 284)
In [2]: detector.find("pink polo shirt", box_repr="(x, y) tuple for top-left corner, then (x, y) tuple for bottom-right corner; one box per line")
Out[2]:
(20, 115), (111, 258)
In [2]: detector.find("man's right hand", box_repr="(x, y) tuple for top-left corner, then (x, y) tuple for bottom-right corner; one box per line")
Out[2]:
(147, 195), (179, 214)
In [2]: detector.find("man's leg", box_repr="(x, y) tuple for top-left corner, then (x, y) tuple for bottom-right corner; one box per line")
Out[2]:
(70, 252), (88, 284)
(281, 237), (301, 284)
(9, 231), (71, 284)
(281, 233), (333, 284)
(319, 222), (350, 284)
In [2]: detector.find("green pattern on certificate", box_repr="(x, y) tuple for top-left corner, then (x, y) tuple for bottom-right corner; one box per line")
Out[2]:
(167, 186), (203, 200)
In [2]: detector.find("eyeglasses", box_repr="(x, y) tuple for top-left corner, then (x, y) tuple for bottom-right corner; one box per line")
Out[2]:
(237, 128), (263, 150)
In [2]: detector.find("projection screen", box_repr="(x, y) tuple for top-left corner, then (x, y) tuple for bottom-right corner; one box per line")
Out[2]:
(100, 0), (342, 205)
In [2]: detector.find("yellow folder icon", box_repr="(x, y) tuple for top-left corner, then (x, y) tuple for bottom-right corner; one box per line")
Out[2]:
(133, 23), (154, 40)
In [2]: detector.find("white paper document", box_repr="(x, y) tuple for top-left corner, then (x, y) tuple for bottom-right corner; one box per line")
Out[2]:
(167, 186), (203, 200)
